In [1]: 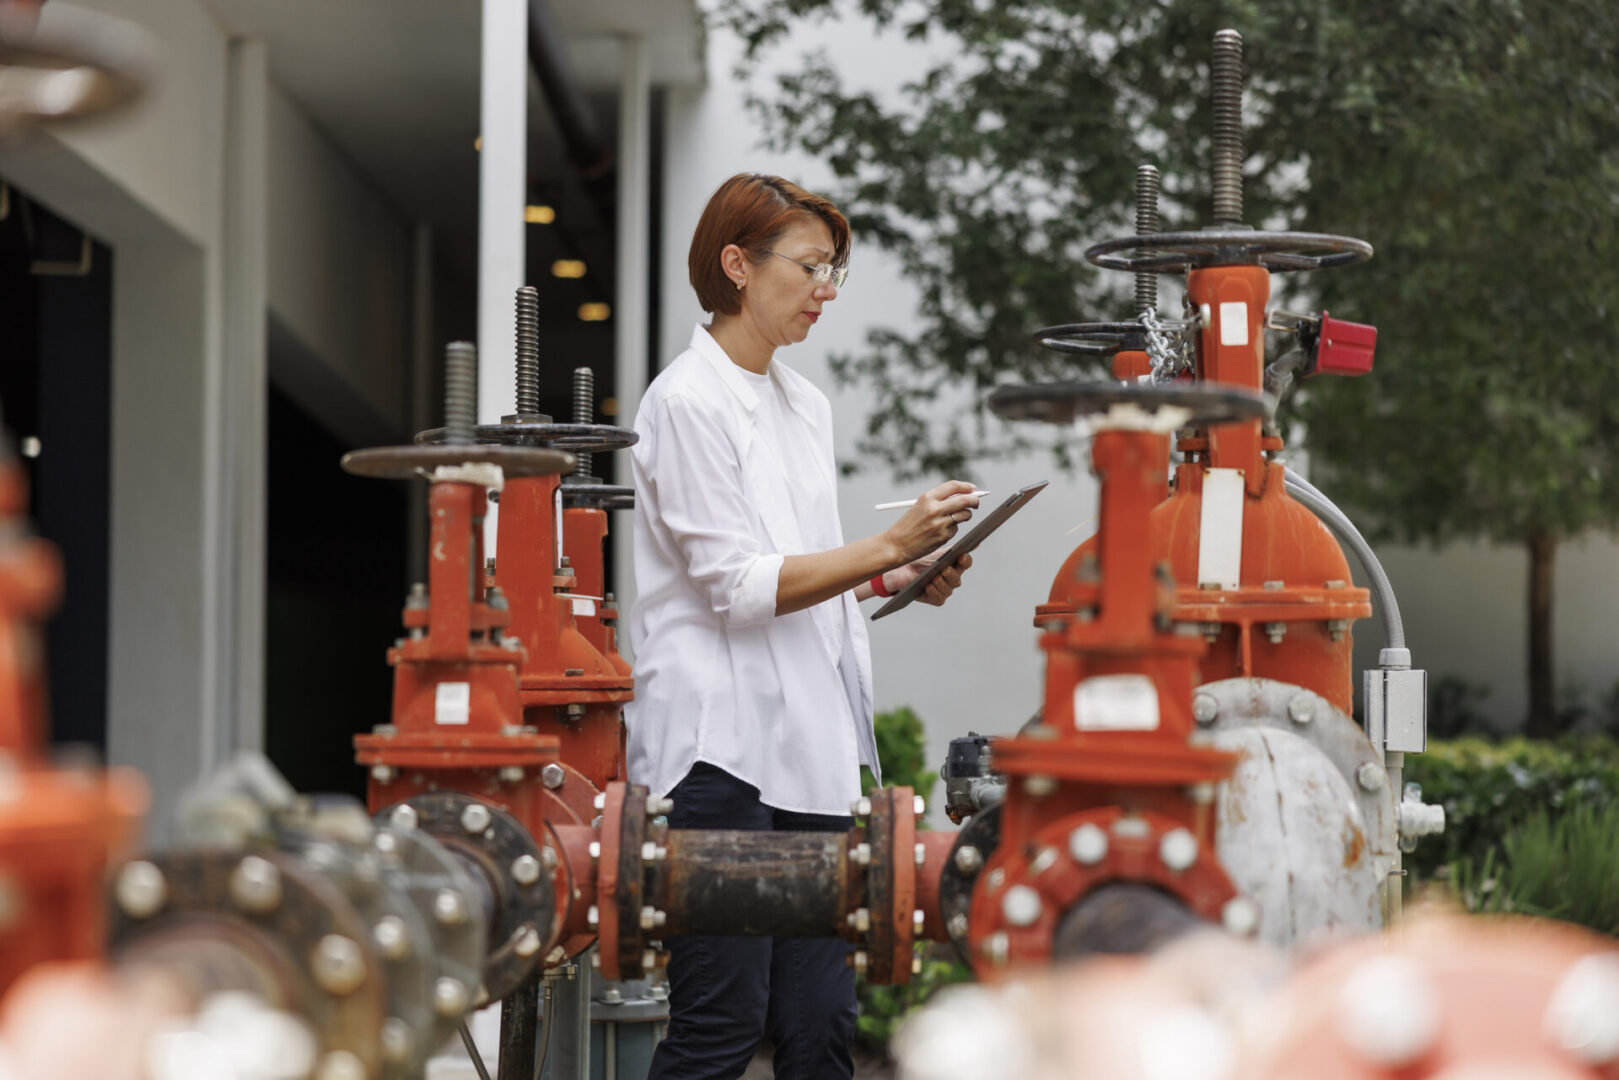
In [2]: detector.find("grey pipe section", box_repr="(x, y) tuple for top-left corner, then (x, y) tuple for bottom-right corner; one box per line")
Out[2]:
(1284, 472), (1406, 650)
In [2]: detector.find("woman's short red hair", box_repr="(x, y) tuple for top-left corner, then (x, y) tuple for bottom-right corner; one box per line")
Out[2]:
(688, 173), (850, 316)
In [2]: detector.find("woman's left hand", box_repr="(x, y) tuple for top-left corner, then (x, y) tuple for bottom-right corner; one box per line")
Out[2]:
(881, 549), (973, 607)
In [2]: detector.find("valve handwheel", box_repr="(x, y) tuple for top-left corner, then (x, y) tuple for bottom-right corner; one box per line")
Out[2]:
(1085, 228), (1372, 274)
(415, 422), (637, 455)
(987, 381), (1268, 428)
(1031, 321), (1153, 359)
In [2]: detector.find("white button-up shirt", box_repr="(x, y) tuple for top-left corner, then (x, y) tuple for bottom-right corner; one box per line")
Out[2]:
(625, 324), (878, 814)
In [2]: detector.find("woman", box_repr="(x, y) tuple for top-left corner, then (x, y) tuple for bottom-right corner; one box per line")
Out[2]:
(626, 173), (978, 1080)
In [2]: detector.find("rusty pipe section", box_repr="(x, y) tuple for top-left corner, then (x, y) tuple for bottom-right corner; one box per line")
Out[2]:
(651, 829), (856, 937)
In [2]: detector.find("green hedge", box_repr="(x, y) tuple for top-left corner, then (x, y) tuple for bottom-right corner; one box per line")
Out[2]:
(1447, 801), (1619, 933)
(1404, 735), (1619, 882)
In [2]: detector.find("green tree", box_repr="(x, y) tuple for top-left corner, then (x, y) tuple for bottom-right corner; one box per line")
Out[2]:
(720, 0), (1619, 735)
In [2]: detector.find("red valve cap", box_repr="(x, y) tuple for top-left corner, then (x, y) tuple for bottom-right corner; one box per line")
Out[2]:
(1313, 313), (1376, 376)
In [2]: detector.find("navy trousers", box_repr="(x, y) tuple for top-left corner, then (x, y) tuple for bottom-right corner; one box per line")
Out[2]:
(647, 762), (857, 1080)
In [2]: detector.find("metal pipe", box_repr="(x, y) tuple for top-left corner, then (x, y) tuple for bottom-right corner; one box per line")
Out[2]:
(1051, 883), (1201, 961)
(653, 829), (855, 937)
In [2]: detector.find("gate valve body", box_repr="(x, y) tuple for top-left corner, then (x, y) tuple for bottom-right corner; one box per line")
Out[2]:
(961, 382), (1266, 979)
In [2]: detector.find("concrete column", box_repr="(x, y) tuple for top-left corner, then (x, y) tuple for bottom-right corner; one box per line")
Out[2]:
(216, 36), (269, 758)
(477, 0), (529, 555)
(612, 33), (651, 620)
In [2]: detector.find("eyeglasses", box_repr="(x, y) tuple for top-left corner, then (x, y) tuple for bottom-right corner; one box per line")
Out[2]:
(763, 249), (849, 288)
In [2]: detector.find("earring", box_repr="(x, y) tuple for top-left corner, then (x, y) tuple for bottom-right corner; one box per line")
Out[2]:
(735, 280), (744, 290)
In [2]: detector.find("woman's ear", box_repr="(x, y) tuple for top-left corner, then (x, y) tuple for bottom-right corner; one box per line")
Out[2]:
(719, 243), (748, 290)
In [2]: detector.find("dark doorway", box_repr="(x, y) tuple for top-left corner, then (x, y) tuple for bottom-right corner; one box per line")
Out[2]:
(264, 384), (406, 799)
(0, 181), (113, 752)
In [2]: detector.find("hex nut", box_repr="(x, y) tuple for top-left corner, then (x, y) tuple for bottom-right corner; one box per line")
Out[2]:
(953, 845), (983, 874)
(1068, 824), (1108, 865)
(373, 915), (410, 961)
(434, 977), (470, 1018)
(851, 843), (872, 867)
(229, 856), (283, 915)
(1288, 696), (1315, 724)
(115, 861), (167, 919)
(461, 802), (493, 834)
(433, 888), (469, 926)
(914, 842), (926, 867)
(1158, 828), (1199, 873)
(511, 854), (542, 885)
(1335, 956), (1440, 1067)
(913, 795), (925, 817)
(587, 905), (599, 928)
(588, 841), (601, 860)
(852, 797), (872, 818)
(542, 763), (566, 789)
(316, 1051), (366, 1080)
(1356, 763), (1386, 792)
(1192, 694), (1219, 725)
(593, 793), (606, 811)
(499, 766), (525, 783)
(1544, 954), (1619, 1064)
(1001, 885), (1043, 927)
(370, 764), (396, 784)
(947, 913), (969, 940)
(849, 950), (869, 974)
(1222, 897), (1260, 937)
(380, 1018), (414, 1064)
(311, 935), (368, 996)
(1023, 775), (1057, 798)
(514, 925), (542, 958)
(390, 804), (419, 831)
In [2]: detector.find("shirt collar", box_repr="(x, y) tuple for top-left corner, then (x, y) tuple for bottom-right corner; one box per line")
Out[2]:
(690, 323), (818, 424)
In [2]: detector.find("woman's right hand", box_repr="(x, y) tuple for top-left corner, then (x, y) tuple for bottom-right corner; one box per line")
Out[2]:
(884, 480), (981, 564)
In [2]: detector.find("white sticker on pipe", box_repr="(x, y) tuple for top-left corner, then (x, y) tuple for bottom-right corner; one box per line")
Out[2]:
(1219, 302), (1250, 346)
(1073, 674), (1160, 731)
(1197, 467), (1245, 590)
(434, 682), (471, 725)
(572, 597), (597, 618)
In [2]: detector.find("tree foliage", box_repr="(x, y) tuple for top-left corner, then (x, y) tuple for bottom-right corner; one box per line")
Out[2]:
(719, 0), (1619, 551)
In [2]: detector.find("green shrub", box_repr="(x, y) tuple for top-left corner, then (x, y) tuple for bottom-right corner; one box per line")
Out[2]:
(1404, 735), (1619, 882)
(861, 705), (938, 812)
(1447, 801), (1619, 935)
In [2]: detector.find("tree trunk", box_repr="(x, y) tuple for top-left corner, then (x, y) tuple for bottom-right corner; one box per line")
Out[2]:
(1525, 533), (1557, 738)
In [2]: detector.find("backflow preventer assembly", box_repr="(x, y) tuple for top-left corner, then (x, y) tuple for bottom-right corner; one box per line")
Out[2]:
(9, 22), (1614, 1080)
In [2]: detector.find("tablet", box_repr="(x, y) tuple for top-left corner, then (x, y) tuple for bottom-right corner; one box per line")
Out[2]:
(870, 480), (1049, 620)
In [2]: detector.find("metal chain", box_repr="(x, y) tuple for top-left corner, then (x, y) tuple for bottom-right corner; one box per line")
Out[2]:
(1139, 308), (1191, 382)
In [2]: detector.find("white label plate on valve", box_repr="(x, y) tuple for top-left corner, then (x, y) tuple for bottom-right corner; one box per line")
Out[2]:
(435, 682), (471, 725)
(1197, 468), (1245, 590)
(572, 597), (597, 618)
(1219, 302), (1250, 346)
(1073, 674), (1160, 731)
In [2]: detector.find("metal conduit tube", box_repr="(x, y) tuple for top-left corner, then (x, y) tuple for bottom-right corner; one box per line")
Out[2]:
(650, 830), (856, 937)
(1283, 473), (1406, 649)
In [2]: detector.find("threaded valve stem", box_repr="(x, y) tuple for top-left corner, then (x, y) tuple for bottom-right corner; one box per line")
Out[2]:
(515, 286), (540, 418)
(444, 341), (477, 447)
(1210, 29), (1245, 227)
(571, 366), (596, 482)
(1134, 164), (1161, 314)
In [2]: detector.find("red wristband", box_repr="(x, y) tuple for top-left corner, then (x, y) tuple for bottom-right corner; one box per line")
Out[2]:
(870, 573), (892, 598)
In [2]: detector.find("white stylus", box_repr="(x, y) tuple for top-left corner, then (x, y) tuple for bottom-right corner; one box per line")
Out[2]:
(874, 490), (990, 512)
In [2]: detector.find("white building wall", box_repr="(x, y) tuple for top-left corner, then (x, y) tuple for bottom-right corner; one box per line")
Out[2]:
(659, 13), (1619, 790)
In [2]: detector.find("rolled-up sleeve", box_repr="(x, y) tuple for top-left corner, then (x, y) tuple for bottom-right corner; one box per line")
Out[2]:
(641, 393), (782, 628)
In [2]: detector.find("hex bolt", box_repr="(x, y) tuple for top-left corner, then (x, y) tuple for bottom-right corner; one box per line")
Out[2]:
(1262, 580), (1284, 591)
(913, 909), (925, 931)
(375, 832), (400, 856)
(851, 843), (872, 867)
(461, 802), (493, 834)
(587, 905), (599, 928)
(641, 906), (659, 931)
(986, 867), (1006, 889)
(1192, 694), (1219, 726)
(226, 855), (283, 916)
(542, 763), (566, 789)
(947, 913), (969, 940)
(390, 805), (419, 832)
(601, 986), (624, 1006)
(1159, 828), (1199, 873)
(848, 907), (872, 933)
(514, 925), (542, 958)
(1336, 956), (1441, 1067)
(1186, 781), (1217, 806)
(1222, 897), (1260, 937)
(985, 932), (1010, 966)
(1288, 696), (1315, 725)
(588, 841), (601, 860)
(316, 1051), (367, 1080)
(1068, 823), (1109, 865)
(848, 950), (869, 974)
(380, 1018), (414, 1064)
(571, 366), (597, 482)
(852, 797), (872, 818)
(1356, 763), (1386, 792)
(913, 794), (925, 817)
(1328, 618), (1349, 642)
(566, 703), (586, 719)
(915, 842), (926, 868)
(655, 797), (675, 815)
(311, 935), (368, 996)
(593, 793), (607, 811)
(515, 286), (541, 417)
(433, 888), (469, 926)
(1544, 954), (1619, 1064)
(511, 854), (542, 885)
(1023, 775), (1057, 798)
(500, 766), (525, 783)
(370, 764), (396, 784)
(1001, 885), (1043, 927)
(373, 915), (411, 961)
(405, 584), (428, 610)
(115, 861), (167, 919)
(1209, 29), (1245, 227)
(953, 845), (983, 873)
(911, 955), (924, 976)
(541, 847), (559, 871)
(1134, 163), (1161, 315)
(1264, 621), (1287, 645)
(443, 342), (477, 447)
(433, 977), (470, 1018)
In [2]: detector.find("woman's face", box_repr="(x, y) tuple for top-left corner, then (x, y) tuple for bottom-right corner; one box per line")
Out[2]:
(732, 217), (841, 348)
